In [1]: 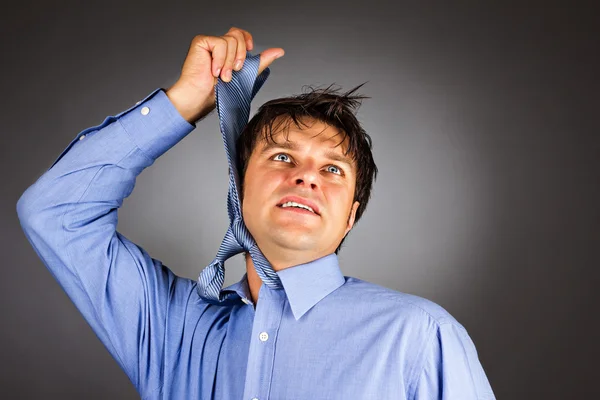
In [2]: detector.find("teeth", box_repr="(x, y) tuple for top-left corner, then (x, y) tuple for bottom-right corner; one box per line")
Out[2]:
(280, 201), (315, 213)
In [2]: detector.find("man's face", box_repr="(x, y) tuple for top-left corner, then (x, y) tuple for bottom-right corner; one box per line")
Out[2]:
(241, 118), (360, 265)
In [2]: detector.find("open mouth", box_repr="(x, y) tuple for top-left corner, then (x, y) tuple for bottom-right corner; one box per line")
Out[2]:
(277, 203), (319, 216)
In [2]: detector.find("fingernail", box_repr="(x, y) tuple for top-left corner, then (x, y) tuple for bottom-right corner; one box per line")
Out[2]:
(275, 52), (284, 59)
(215, 68), (221, 77)
(234, 60), (242, 70)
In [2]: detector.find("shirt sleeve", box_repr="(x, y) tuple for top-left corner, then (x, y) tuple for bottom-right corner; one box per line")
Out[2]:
(16, 88), (197, 396)
(413, 321), (496, 400)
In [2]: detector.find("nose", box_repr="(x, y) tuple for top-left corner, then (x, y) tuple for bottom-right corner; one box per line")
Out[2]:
(292, 164), (319, 190)
(295, 177), (317, 190)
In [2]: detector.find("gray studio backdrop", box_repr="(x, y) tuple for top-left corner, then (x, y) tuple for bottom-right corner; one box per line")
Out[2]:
(1, 1), (598, 399)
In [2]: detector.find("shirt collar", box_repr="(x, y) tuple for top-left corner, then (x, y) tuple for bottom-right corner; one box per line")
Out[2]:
(223, 253), (345, 320)
(277, 253), (345, 320)
(223, 272), (252, 304)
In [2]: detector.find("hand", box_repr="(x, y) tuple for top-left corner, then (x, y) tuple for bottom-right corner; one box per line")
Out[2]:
(165, 27), (285, 123)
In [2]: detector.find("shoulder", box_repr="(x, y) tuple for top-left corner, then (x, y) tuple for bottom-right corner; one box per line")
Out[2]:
(333, 278), (495, 398)
(336, 276), (465, 329)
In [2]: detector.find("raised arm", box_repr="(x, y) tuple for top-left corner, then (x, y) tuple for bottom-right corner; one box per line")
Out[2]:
(16, 27), (283, 396)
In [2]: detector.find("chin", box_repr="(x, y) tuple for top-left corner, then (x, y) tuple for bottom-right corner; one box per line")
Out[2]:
(267, 229), (320, 252)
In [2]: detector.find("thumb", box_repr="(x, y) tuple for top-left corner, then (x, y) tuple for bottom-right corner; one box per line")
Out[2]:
(258, 48), (285, 75)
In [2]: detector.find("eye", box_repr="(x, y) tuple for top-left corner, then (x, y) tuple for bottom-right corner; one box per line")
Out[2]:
(326, 165), (342, 175)
(273, 153), (291, 163)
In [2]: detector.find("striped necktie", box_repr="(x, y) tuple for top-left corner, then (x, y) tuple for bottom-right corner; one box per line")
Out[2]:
(197, 52), (283, 304)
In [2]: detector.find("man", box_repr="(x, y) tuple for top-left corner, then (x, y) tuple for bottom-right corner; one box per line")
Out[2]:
(17, 27), (495, 399)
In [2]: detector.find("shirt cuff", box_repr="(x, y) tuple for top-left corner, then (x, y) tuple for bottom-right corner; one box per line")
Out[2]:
(49, 88), (197, 170)
(119, 89), (196, 160)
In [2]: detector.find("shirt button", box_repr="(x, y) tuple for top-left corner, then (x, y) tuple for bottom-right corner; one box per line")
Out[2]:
(141, 106), (150, 115)
(259, 332), (269, 342)
(79, 135), (86, 140)
(251, 398), (259, 400)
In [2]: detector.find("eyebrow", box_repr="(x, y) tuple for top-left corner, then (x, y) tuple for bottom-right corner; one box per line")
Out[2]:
(259, 141), (355, 169)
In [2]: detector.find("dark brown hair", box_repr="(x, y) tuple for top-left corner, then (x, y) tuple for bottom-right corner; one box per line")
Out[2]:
(237, 82), (378, 254)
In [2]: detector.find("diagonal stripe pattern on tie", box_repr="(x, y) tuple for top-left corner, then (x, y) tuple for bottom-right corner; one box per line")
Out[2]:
(197, 52), (283, 304)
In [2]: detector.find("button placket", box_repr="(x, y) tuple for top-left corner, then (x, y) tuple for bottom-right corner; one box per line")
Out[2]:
(242, 286), (286, 400)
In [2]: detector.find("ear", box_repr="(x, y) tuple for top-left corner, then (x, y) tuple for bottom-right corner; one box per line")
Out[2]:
(344, 201), (360, 236)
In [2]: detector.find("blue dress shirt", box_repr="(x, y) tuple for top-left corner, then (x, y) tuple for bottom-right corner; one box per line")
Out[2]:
(17, 88), (496, 399)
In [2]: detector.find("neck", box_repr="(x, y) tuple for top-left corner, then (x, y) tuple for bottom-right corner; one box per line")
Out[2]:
(245, 254), (263, 306)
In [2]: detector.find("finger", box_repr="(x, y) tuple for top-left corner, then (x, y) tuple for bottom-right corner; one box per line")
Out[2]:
(231, 27), (253, 51)
(220, 35), (238, 82)
(203, 36), (227, 78)
(226, 29), (247, 71)
(227, 26), (253, 52)
(244, 31), (253, 51)
(258, 48), (285, 75)
(185, 35), (226, 80)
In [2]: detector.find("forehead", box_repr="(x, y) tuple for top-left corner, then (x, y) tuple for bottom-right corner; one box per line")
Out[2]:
(257, 116), (351, 154)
